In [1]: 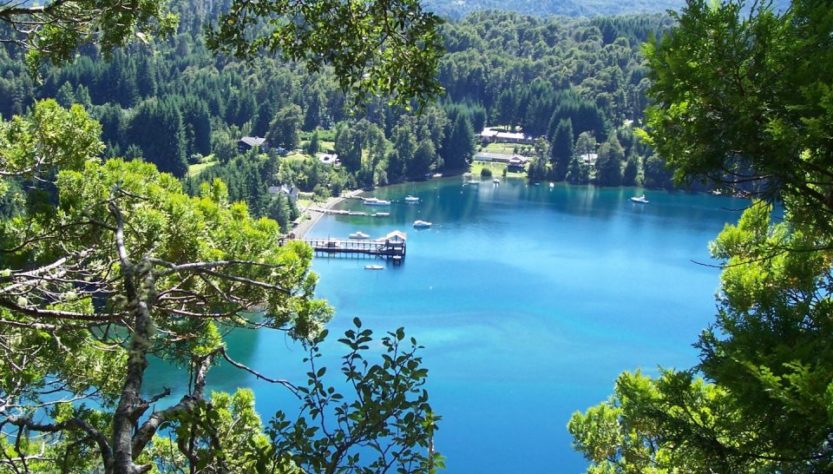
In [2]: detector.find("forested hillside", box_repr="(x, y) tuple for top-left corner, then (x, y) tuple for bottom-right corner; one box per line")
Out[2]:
(0, 7), (677, 231)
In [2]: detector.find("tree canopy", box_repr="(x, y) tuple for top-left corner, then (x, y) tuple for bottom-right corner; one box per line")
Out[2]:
(0, 0), (446, 471)
(572, 1), (833, 471)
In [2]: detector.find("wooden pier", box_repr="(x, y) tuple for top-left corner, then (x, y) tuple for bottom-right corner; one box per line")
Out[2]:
(301, 230), (407, 262)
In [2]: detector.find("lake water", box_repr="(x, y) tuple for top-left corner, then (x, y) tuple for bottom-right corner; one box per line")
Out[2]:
(147, 177), (747, 472)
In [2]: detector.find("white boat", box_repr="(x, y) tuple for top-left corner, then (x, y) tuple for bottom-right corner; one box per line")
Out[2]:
(630, 195), (649, 204)
(372, 212), (390, 217)
(466, 180), (481, 186)
(404, 195), (420, 203)
(364, 264), (384, 270)
(493, 178), (501, 184)
(348, 231), (370, 240)
(362, 197), (391, 206)
(413, 220), (432, 229)
(549, 182), (555, 188)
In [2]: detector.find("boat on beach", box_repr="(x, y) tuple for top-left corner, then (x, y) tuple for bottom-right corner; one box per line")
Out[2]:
(630, 195), (649, 204)
(348, 231), (370, 240)
(413, 220), (432, 229)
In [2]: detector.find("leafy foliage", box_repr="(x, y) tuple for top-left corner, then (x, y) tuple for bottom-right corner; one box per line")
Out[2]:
(643, 0), (833, 229)
(268, 319), (441, 473)
(574, 2), (833, 472)
(205, 0), (444, 108)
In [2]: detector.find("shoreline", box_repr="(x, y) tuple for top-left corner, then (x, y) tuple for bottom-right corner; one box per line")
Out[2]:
(291, 189), (364, 238)
(288, 171), (736, 239)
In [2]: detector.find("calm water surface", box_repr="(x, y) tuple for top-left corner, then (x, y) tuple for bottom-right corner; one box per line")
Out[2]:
(148, 178), (747, 473)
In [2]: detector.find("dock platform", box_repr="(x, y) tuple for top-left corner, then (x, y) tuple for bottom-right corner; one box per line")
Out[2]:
(300, 230), (407, 262)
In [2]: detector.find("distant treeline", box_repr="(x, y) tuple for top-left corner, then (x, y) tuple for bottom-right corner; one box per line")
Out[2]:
(0, 6), (685, 227)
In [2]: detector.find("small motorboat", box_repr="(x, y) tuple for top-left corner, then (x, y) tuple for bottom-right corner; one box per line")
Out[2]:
(364, 264), (384, 270)
(348, 231), (370, 240)
(413, 220), (432, 229)
(493, 178), (501, 184)
(466, 180), (481, 186)
(372, 212), (390, 217)
(362, 197), (391, 206)
(630, 194), (649, 204)
(404, 195), (420, 203)
(549, 182), (555, 188)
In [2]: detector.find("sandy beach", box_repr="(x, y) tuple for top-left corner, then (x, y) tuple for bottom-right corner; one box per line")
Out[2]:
(290, 189), (365, 238)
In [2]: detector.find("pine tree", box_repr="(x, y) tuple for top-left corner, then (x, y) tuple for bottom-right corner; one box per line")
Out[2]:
(550, 119), (574, 181)
(442, 113), (475, 171)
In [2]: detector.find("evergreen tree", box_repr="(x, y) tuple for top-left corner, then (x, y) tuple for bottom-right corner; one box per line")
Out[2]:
(303, 89), (324, 131)
(387, 126), (416, 183)
(566, 155), (590, 184)
(306, 130), (321, 155)
(550, 119), (574, 181)
(75, 85), (92, 108)
(442, 113), (475, 170)
(334, 123), (362, 173)
(594, 134), (624, 186)
(408, 140), (436, 179)
(181, 97), (212, 156)
(55, 82), (76, 108)
(622, 155), (639, 186)
(127, 98), (188, 177)
(265, 192), (298, 233)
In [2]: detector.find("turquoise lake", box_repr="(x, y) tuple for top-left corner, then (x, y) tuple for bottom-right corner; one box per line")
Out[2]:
(147, 177), (748, 472)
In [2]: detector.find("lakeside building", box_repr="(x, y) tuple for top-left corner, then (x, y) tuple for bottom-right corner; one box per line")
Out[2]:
(475, 151), (531, 164)
(267, 184), (299, 202)
(479, 127), (536, 145)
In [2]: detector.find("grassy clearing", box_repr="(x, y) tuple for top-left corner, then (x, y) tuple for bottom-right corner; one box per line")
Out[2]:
(284, 152), (311, 162)
(319, 140), (336, 153)
(480, 142), (536, 156)
(470, 161), (526, 179)
(187, 157), (218, 177)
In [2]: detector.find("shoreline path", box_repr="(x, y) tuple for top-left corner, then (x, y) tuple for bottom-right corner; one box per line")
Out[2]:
(290, 189), (365, 238)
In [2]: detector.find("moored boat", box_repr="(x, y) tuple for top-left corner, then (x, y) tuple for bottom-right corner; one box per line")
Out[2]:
(404, 195), (420, 203)
(364, 264), (384, 270)
(413, 220), (432, 229)
(362, 197), (391, 206)
(630, 194), (649, 204)
(348, 231), (370, 240)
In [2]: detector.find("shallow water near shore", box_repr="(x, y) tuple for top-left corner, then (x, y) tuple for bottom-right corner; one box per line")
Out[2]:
(147, 177), (747, 472)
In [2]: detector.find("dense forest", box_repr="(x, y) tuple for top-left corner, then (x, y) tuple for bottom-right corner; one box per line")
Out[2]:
(0, 9), (679, 231)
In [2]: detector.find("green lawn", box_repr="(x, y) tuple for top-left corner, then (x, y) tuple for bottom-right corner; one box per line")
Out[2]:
(470, 161), (526, 179)
(480, 142), (535, 156)
(187, 158), (218, 177)
(284, 152), (311, 162)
